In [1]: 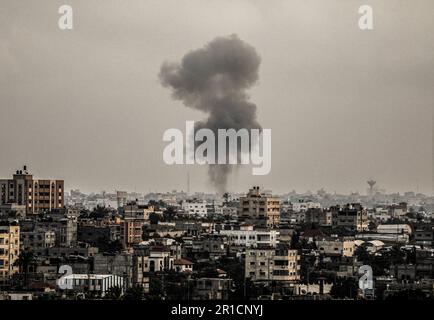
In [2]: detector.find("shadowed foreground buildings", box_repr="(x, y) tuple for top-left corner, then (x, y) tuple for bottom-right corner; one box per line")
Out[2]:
(0, 222), (20, 282)
(0, 178), (433, 300)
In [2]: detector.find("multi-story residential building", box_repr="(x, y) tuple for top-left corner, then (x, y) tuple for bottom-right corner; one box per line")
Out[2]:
(58, 274), (124, 297)
(0, 166), (64, 215)
(122, 220), (145, 249)
(193, 278), (233, 300)
(123, 202), (153, 220)
(330, 203), (368, 232)
(0, 222), (20, 281)
(245, 244), (300, 283)
(219, 225), (279, 247)
(413, 224), (434, 247)
(304, 208), (332, 226)
(376, 224), (412, 235)
(388, 202), (407, 218)
(291, 201), (322, 213)
(239, 186), (280, 228)
(316, 237), (355, 257)
(181, 200), (208, 217)
(20, 229), (56, 250)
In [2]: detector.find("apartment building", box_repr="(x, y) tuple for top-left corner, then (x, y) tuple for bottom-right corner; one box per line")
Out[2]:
(20, 229), (56, 250)
(122, 220), (145, 249)
(304, 208), (332, 226)
(181, 200), (208, 217)
(193, 278), (233, 300)
(239, 186), (280, 228)
(316, 237), (355, 257)
(330, 203), (368, 232)
(219, 225), (279, 247)
(124, 202), (154, 220)
(0, 223), (20, 281)
(245, 244), (300, 282)
(0, 166), (64, 215)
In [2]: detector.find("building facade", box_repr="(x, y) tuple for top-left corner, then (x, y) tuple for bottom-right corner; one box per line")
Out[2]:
(0, 166), (64, 215)
(239, 186), (280, 228)
(245, 244), (300, 282)
(0, 223), (20, 281)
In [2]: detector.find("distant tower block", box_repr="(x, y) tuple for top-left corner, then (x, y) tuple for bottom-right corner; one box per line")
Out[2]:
(367, 180), (376, 196)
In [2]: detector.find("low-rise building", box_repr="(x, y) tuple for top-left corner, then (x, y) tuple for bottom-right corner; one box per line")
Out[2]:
(181, 200), (208, 217)
(316, 237), (355, 257)
(245, 244), (300, 283)
(220, 225), (279, 247)
(0, 223), (20, 281)
(58, 274), (124, 297)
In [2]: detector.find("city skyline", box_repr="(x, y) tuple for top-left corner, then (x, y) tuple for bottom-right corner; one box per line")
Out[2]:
(1, 0), (433, 195)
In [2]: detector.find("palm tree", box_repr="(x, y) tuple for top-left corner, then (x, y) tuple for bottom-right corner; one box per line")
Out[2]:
(15, 250), (35, 288)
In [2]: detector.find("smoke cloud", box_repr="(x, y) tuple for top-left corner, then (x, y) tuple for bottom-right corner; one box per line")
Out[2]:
(159, 35), (262, 193)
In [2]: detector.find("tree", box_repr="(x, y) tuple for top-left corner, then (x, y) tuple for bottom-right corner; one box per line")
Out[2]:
(123, 285), (145, 301)
(149, 212), (162, 225)
(105, 286), (123, 300)
(330, 278), (358, 299)
(354, 246), (370, 264)
(15, 250), (35, 288)
(89, 205), (111, 219)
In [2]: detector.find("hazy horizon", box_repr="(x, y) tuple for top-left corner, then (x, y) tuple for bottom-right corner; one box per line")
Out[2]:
(1, 0), (433, 195)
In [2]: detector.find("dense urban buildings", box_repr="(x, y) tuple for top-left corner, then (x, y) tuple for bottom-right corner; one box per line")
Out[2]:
(0, 168), (433, 300)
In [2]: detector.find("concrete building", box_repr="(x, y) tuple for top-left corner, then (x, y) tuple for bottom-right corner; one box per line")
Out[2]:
(58, 274), (124, 297)
(193, 278), (233, 300)
(316, 237), (355, 257)
(304, 208), (332, 226)
(291, 201), (322, 212)
(0, 223), (20, 281)
(330, 203), (368, 232)
(388, 203), (407, 218)
(173, 258), (193, 273)
(0, 166), (64, 215)
(376, 224), (412, 235)
(124, 202), (153, 220)
(220, 225), (279, 247)
(20, 229), (56, 250)
(245, 244), (300, 282)
(181, 200), (208, 217)
(413, 224), (434, 247)
(122, 220), (145, 249)
(239, 186), (280, 228)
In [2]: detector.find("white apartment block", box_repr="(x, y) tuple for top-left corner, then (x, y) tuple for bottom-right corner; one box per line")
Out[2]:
(291, 201), (322, 212)
(181, 200), (207, 217)
(219, 228), (279, 247)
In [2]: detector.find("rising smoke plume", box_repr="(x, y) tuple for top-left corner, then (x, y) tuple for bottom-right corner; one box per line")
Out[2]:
(159, 35), (262, 193)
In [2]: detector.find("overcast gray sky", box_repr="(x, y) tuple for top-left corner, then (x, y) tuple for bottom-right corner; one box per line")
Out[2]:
(1, 0), (433, 195)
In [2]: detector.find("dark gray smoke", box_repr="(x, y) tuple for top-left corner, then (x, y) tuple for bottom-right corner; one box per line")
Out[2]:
(159, 35), (262, 193)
